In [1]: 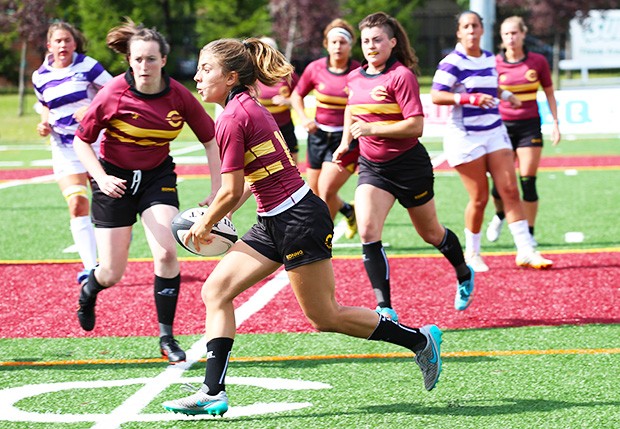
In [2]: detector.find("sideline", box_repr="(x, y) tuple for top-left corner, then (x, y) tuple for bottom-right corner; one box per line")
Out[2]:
(2, 347), (619, 368)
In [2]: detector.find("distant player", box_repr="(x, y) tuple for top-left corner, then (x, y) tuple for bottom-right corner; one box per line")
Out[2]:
(32, 22), (112, 286)
(486, 15), (561, 244)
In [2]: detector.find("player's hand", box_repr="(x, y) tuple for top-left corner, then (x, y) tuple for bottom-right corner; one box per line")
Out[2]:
(198, 193), (216, 207)
(96, 175), (127, 198)
(36, 121), (52, 137)
(349, 117), (371, 139)
(73, 106), (89, 123)
(508, 95), (522, 109)
(303, 119), (318, 134)
(331, 143), (349, 171)
(185, 217), (213, 253)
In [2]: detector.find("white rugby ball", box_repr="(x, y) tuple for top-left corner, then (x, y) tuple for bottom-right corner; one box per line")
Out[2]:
(171, 207), (238, 256)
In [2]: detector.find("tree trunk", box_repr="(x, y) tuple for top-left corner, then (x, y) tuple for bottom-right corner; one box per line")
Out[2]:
(18, 40), (27, 117)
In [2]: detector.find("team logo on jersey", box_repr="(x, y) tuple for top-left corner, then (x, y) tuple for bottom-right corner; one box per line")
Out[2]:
(131, 112), (140, 120)
(166, 110), (183, 128)
(325, 233), (333, 250)
(318, 82), (326, 91)
(499, 74), (507, 83)
(279, 86), (291, 97)
(72, 72), (87, 81)
(525, 69), (538, 82)
(370, 85), (388, 101)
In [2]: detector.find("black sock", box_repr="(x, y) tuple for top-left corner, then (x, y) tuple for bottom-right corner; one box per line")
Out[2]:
(154, 274), (180, 336)
(339, 201), (354, 218)
(435, 228), (470, 280)
(83, 269), (105, 298)
(529, 226), (535, 236)
(497, 211), (506, 220)
(368, 316), (427, 352)
(363, 241), (391, 308)
(203, 337), (234, 395)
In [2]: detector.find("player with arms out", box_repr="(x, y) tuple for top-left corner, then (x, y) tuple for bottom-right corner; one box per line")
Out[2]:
(333, 12), (475, 315)
(73, 19), (221, 363)
(32, 22), (112, 286)
(486, 16), (561, 244)
(162, 37), (443, 417)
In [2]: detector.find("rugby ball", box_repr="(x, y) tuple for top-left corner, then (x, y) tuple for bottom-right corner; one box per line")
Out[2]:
(171, 207), (238, 256)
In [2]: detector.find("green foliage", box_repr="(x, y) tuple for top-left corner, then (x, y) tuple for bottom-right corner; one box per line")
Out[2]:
(195, 0), (272, 46)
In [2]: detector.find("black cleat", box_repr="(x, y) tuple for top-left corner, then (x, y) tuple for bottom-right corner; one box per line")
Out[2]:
(76, 283), (97, 331)
(160, 336), (186, 364)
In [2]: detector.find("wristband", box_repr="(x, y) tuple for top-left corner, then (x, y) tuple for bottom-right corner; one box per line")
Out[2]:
(500, 90), (514, 101)
(455, 93), (482, 106)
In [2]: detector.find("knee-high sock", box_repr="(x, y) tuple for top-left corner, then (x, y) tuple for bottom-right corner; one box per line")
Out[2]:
(368, 315), (427, 352)
(202, 337), (234, 395)
(70, 216), (97, 270)
(435, 228), (470, 280)
(154, 274), (180, 337)
(363, 241), (391, 308)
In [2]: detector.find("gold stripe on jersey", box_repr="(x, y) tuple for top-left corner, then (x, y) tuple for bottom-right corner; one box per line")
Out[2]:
(515, 93), (538, 102)
(315, 92), (348, 107)
(265, 105), (289, 114)
(350, 103), (402, 116)
(499, 82), (539, 93)
(245, 140), (276, 166)
(109, 119), (183, 140)
(245, 161), (284, 183)
(107, 130), (169, 146)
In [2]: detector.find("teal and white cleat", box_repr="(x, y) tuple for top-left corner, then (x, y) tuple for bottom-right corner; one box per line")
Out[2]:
(415, 324), (443, 391)
(163, 389), (228, 417)
(375, 306), (399, 322)
(454, 265), (475, 311)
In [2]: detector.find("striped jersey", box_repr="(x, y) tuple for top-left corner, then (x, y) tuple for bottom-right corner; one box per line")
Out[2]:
(217, 90), (304, 214)
(256, 73), (299, 127)
(294, 57), (360, 129)
(32, 53), (112, 146)
(432, 43), (502, 133)
(346, 57), (423, 162)
(76, 71), (215, 171)
(496, 51), (552, 121)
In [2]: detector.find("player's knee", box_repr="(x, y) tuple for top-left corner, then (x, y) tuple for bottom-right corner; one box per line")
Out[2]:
(520, 176), (538, 202)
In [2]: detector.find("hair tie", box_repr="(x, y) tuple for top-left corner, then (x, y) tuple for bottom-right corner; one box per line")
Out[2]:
(326, 27), (352, 44)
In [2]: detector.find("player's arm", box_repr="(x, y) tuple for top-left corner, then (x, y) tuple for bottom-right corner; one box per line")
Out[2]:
(431, 89), (497, 109)
(73, 136), (126, 198)
(332, 105), (353, 165)
(290, 89), (317, 134)
(36, 105), (52, 137)
(186, 169), (245, 252)
(542, 85), (561, 146)
(349, 115), (423, 140)
(198, 137), (222, 207)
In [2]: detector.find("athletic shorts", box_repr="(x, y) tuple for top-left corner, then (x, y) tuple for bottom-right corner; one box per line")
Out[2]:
(504, 117), (544, 149)
(241, 190), (333, 270)
(91, 156), (179, 228)
(306, 129), (359, 172)
(279, 120), (299, 154)
(443, 125), (512, 167)
(51, 138), (100, 180)
(358, 143), (434, 208)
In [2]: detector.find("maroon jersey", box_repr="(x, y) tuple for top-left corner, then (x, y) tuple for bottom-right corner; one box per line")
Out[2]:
(346, 58), (423, 162)
(77, 71), (215, 170)
(256, 73), (299, 127)
(496, 51), (552, 121)
(295, 57), (360, 128)
(217, 90), (305, 214)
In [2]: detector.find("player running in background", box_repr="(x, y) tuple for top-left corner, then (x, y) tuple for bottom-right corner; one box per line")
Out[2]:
(431, 11), (552, 272)
(32, 22), (112, 287)
(255, 37), (300, 164)
(73, 19), (221, 364)
(162, 37), (442, 417)
(486, 16), (561, 244)
(290, 18), (359, 239)
(334, 12), (475, 315)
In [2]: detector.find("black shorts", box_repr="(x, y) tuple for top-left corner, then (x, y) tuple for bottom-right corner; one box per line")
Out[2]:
(241, 190), (333, 270)
(358, 143), (434, 208)
(280, 120), (299, 154)
(91, 156), (179, 228)
(307, 129), (359, 171)
(504, 117), (543, 149)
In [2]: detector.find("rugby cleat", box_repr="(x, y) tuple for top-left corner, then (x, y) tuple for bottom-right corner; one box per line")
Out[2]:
(516, 250), (553, 269)
(375, 306), (399, 322)
(160, 336), (186, 364)
(77, 268), (91, 285)
(415, 324), (443, 391)
(76, 283), (97, 331)
(344, 202), (357, 239)
(455, 265), (475, 311)
(486, 215), (505, 242)
(465, 252), (489, 273)
(163, 389), (229, 416)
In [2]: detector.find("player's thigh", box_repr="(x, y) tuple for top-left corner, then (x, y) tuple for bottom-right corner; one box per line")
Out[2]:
(487, 149), (519, 195)
(318, 161), (351, 195)
(355, 184), (395, 241)
(203, 240), (281, 304)
(94, 226), (132, 280)
(288, 259), (338, 319)
(141, 204), (179, 255)
(454, 156), (491, 201)
(515, 146), (542, 177)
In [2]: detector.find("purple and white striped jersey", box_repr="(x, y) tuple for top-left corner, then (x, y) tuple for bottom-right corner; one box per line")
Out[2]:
(32, 53), (112, 146)
(431, 43), (502, 133)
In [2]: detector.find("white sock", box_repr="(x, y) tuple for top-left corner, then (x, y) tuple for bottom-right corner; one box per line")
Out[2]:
(70, 216), (97, 269)
(508, 219), (534, 253)
(464, 228), (481, 256)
